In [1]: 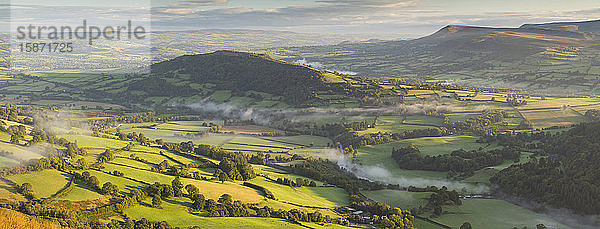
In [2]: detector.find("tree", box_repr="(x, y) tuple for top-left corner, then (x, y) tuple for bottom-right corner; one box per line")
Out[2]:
(460, 222), (473, 229)
(296, 178), (305, 187)
(172, 177), (183, 197)
(152, 195), (162, 208)
(19, 183), (34, 199)
(185, 184), (199, 197)
(9, 133), (22, 145)
(218, 194), (233, 205)
(433, 205), (443, 216)
(76, 158), (89, 169)
(161, 185), (174, 198)
(517, 120), (533, 129)
(89, 220), (109, 229)
(158, 160), (169, 170)
(101, 182), (119, 195)
(89, 176), (100, 189)
(215, 169), (228, 183)
(191, 193), (205, 211)
(130, 188), (146, 202)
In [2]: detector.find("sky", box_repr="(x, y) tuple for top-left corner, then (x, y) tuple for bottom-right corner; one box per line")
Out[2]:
(2, 0), (600, 37)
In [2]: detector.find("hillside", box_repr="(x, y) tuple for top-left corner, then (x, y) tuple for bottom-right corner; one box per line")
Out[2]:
(128, 51), (330, 106)
(521, 19), (600, 34)
(491, 121), (600, 214)
(263, 20), (600, 95)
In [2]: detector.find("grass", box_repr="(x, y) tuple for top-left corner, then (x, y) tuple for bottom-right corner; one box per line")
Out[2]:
(355, 141), (447, 180)
(354, 135), (497, 191)
(362, 190), (432, 209)
(57, 134), (129, 149)
(83, 170), (146, 195)
(221, 125), (281, 135)
(7, 170), (70, 198)
(255, 200), (340, 217)
(220, 143), (292, 152)
(357, 115), (441, 135)
(288, 115), (375, 127)
(0, 179), (27, 202)
(519, 109), (586, 129)
(58, 183), (104, 201)
(261, 135), (333, 147)
(210, 90), (232, 103)
(126, 197), (349, 228)
(111, 157), (155, 170)
(0, 156), (20, 168)
(520, 97), (600, 110)
(102, 163), (263, 202)
(415, 218), (443, 229)
(515, 97), (599, 128)
(249, 177), (348, 208)
(193, 134), (236, 146)
(114, 150), (170, 165)
(431, 199), (570, 229)
(394, 135), (491, 157)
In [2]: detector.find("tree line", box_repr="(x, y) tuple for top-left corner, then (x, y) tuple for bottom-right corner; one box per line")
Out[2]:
(490, 121), (600, 214)
(391, 144), (520, 176)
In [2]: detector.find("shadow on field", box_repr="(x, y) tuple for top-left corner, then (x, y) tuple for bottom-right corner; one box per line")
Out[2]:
(165, 198), (190, 207)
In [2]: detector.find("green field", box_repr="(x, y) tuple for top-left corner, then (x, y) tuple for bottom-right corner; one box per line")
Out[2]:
(362, 189), (432, 209)
(357, 115), (441, 135)
(431, 199), (571, 229)
(354, 135), (500, 191)
(250, 177), (348, 208)
(57, 134), (129, 149)
(58, 183), (104, 201)
(126, 197), (349, 228)
(7, 170), (70, 198)
(1, 62), (596, 229)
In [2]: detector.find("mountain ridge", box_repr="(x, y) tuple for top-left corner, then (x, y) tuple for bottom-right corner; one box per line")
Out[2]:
(264, 19), (600, 95)
(520, 19), (600, 34)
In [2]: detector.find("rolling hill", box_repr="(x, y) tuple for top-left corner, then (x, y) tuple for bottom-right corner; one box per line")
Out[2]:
(131, 50), (330, 106)
(263, 20), (600, 95)
(521, 19), (600, 34)
(14, 51), (346, 109)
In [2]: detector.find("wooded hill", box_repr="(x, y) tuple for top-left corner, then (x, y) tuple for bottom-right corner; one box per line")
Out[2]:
(130, 51), (330, 106)
(491, 121), (600, 214)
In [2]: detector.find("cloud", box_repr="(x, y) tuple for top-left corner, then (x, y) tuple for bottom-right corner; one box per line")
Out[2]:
(150, 0), (428, 32)
(7, 1), (599, 37)
(149, 1), (600, 36)
(153, 0), (228, 15)
(7, 4), (151, 26)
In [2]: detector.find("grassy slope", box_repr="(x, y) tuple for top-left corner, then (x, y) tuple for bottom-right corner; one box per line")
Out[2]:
(250, 177), (348, 208)
(355, 135), (493, 180)
(7, 170), (70, 198)
(126, 197), (350, 228)
(432, 199), (570, 229)
(362, 190), (432, 210)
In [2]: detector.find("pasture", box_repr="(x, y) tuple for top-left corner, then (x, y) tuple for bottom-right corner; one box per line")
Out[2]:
(362, 189), (432, 209)
(126, 198), (348, 229)
(357, 115), (441, 135)
(432, 199), (570, 229)
(250, 177), (348, 208)
(7, 170), (70, 198)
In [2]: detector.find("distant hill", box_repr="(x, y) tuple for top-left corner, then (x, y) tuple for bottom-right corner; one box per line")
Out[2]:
(264, 20), (600, 95)
(0, 29), (383, 75)
(521, 20), (600, 34)
(128, 51), (331, 106)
